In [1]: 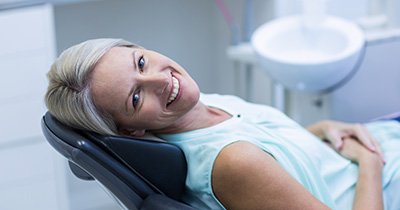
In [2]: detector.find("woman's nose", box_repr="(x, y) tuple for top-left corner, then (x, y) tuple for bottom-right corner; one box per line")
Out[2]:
(139, 73), (169, 93)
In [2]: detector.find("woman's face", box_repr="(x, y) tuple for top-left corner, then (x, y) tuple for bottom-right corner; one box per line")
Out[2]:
(90, 46), (200, 135)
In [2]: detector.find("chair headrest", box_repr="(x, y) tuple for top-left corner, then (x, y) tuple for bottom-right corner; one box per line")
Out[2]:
(42, 112), (187, 200)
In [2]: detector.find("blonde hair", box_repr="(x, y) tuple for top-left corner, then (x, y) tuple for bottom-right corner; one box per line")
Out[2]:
(45, 38), (138, 135)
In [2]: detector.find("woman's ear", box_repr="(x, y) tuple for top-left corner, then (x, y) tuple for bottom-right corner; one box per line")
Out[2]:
(119, 128), (146, 137)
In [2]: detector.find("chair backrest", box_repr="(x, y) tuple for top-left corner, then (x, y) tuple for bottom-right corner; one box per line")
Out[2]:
(41, 112), (194, 210)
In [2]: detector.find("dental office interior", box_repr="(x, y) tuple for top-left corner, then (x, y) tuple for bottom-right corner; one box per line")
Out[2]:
(1, 0), (399, 209)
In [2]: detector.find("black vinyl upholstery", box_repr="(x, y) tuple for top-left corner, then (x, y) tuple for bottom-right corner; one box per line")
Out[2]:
(41, 112), (195, 210)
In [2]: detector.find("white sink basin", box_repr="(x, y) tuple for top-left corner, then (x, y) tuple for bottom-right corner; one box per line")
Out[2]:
(251, 15), (365, 92)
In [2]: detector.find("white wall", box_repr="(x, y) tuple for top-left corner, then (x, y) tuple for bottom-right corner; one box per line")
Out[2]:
(330, 39), (400, 123)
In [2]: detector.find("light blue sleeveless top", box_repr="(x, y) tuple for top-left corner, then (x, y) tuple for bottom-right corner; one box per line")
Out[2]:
(158, 94), (400, 210)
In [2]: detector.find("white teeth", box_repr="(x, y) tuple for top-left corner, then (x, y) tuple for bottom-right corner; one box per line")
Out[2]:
(168, 76), (180, 104)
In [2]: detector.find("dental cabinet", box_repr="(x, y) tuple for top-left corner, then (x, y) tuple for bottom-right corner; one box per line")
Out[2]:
(0, 3), (118, 210)
(0, 4), (61, 210)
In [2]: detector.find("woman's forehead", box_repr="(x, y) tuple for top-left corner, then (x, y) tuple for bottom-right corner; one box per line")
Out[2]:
(90, 47), (135, 114)
(99, 47), (135, 65)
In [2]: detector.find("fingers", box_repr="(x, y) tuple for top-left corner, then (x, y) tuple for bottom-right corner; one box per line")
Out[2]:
(321, 121), (385, 164)
(351, 124), (385, 164)
(370, 136), (386, 164)
(337, 138), (364, 162)
(336, 138), (344, 150)
(351, 124), (376, 152)
(325, 131), (344, 151)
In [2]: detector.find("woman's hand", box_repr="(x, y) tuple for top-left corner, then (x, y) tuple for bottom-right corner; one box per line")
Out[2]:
(339, 137), (382, 165)
(340, 138), (384, 210)
(337, 137), (364, 163)
(307, 120), (385, 163)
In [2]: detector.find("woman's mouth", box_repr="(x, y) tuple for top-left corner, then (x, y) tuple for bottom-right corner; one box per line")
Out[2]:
(167, 75), (180, 105)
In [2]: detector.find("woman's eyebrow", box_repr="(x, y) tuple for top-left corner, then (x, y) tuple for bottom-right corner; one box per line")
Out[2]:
(124, 50), (138, 114)
(132, 50), (138, 71)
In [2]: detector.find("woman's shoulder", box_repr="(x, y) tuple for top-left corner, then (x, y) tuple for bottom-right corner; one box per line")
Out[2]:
(213, 141), (273, 170)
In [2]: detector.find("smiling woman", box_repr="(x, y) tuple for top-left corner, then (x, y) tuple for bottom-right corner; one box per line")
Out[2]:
(89, 46), (201, 136)
(45, 38), (400, 210)
(45, 39), (201, 136)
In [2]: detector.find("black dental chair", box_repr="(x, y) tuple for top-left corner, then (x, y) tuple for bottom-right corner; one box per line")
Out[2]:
(41, 112), (196, 210)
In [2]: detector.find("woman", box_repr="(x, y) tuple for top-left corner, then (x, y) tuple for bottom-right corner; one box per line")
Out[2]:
(45, 38), (400, 210)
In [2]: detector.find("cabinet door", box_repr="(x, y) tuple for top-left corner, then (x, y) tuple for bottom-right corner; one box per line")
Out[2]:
(0, 3), (54, 56)
(0, 4), (55, 143)
(0, 4), (63, 210)
(0, 53), (49, 143)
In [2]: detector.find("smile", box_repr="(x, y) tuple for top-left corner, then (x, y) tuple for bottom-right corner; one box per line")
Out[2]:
(167, 75), (180, 105)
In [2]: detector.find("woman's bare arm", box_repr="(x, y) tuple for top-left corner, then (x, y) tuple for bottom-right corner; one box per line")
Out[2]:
(339, 138), (384, 210)
(212, 141), (330, 210)
(354, 156), (383, 210)
(212, 140), (383, 210)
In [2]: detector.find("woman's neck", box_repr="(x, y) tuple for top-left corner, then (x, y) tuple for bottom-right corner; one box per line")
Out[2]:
(156, 101), (231, 134)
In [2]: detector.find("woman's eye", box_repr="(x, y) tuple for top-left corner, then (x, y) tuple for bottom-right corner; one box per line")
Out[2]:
(138, 56), (145, 71)
(132, 92), (140, 108)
